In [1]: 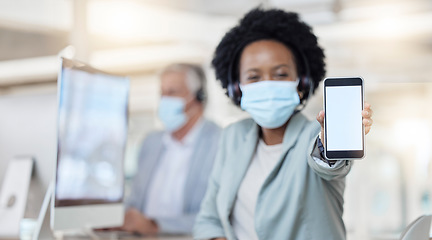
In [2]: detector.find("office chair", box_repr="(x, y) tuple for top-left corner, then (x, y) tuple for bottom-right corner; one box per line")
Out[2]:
(400, 215), (432, 240)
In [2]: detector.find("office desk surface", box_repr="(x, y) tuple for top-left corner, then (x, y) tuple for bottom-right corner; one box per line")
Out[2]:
(61, 237), (193, 240)
(0, 237), (192, 240)
(107, 237), (191, 240)
(0, 235), (193, 240)
(1, 233), (193, 240)
(61, 233), (193, 240)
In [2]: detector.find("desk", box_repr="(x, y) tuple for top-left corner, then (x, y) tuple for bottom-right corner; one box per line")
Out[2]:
(372, 236), (432, 240)
(62, 232), (193, 240)
(117, 238), (191, 240)
(1, 237), (192, 240)
(372, 231), (432, 240)
(60, 232), (193, 240)
(15, 218), (194, 240)
(63, 237), (192, 240)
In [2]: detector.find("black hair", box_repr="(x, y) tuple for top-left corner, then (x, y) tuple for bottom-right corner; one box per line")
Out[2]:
(212, 8), (326, 104)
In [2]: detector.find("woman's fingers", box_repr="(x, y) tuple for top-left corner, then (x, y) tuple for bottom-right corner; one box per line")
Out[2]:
(362, 102), (373, 135)
(362, 108), (373, 118)
(363, 118), (373, 126)
(317, 104), (373, 135)
(365, 125), (371, 135)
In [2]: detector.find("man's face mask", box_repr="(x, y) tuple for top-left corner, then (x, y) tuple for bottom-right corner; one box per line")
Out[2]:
(158, 96), (188, 132)
(240, 80), (300, 129)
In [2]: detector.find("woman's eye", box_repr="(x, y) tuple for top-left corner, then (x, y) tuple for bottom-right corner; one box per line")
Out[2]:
(247, 76), (260, 81)
(276, 73), (289, 78)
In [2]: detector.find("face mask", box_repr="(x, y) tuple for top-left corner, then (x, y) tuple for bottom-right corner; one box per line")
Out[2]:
(158, 96), (188, 132)
(240, 80), (300, 129)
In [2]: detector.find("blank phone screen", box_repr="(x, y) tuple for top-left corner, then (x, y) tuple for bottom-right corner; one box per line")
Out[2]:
(325, 85), (363, 151)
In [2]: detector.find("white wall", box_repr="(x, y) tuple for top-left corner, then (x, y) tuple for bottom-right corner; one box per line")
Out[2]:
(0, 90), (57, 218)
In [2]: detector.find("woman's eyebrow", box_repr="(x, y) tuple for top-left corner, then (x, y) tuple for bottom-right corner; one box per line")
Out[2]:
(272, 64), (290, 71)
(242, 68), (260, 75)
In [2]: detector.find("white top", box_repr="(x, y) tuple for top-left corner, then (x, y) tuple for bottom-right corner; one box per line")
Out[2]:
(231, 139), (283, 240)
(231, 136), (341, 240)
(145, 119), (204, 218)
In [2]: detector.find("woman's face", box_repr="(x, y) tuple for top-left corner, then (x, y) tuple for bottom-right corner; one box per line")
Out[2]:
(239, 40), (298, 85)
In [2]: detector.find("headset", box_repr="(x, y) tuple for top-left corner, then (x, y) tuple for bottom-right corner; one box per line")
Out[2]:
(196, 87), (205, 103)
(226, 41), (314, 109)
(187, 64), (207, 103)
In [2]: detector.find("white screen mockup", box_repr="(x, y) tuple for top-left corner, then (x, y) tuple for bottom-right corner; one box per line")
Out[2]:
(325, 85), (363, 151)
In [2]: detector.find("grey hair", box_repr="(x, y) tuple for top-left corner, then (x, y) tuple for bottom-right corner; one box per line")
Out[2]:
(160, 63), (207, 103)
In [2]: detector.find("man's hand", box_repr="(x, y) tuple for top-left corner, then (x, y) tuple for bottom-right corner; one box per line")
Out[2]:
(316, 102), (374, 145)
(121, 208), (159, 235)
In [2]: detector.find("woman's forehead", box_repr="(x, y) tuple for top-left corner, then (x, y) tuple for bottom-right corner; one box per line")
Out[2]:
(239, 40), (296, 69)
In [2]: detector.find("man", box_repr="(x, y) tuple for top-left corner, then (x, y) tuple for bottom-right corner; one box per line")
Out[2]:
(123, 63), (221, 235)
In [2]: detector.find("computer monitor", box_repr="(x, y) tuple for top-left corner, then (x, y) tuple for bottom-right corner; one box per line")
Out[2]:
(51, 58), (129, 231)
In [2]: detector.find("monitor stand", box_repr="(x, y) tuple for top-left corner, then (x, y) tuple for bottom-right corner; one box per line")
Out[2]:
(0, 157), (34, 239)
(32, 182), (119, 240)
(32, 181), (55, 240)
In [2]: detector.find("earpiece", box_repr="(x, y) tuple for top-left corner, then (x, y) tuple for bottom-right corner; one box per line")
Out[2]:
(297, 50), (313, 105)
(227, 81), (241, 105)
(298, 75), (313, 103)
(188, 64), (206, 103)
(226, 43), (244, 106)
(196, 88), (205, 103)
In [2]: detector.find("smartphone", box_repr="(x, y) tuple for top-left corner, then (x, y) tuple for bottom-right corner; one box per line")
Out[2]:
(323, 77), (364, 159)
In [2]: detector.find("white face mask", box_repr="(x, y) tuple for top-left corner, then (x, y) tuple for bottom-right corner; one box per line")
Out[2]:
(240, 80), (300, 129)
(158, 96), (188, 132)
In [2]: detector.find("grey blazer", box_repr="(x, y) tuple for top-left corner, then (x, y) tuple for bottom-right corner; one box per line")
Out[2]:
(126, 119), (221, 234)
(194, 113), (352, 240)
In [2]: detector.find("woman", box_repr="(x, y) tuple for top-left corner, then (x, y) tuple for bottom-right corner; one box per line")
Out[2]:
(193, 8), (373, 240)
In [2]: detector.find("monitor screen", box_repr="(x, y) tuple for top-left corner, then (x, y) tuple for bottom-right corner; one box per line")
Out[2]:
(55, 58), (129, 207)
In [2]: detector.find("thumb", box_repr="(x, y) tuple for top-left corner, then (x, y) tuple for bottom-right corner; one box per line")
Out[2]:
(316, 110), (325, 128)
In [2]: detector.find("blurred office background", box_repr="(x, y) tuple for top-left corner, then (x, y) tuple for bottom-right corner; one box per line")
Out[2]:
(0, 0), (431, 239)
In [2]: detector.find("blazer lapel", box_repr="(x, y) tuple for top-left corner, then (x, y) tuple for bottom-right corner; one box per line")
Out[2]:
(221, 122), (259, 216)
(281, 113), (308, 154)
(182, 120), (209, 212)
(257, 113), (309, 195)
(218, 115), (308, 235)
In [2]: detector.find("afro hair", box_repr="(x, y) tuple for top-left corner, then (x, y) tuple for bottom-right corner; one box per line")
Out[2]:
(212, 8), (326, 104)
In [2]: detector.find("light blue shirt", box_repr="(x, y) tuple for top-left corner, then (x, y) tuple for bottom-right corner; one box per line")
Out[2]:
(145, 119), (205, 219)
(194, 113), (352, 240)
(127, 118), (221, 234)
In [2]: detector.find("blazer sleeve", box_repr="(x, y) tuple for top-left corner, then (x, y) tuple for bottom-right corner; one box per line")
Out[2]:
(125, 140), (146, 211)
(153, 213), (197, 234)
(306, 122), (352, 181)
(193, 129), (227, 239)
(124, 134), (155, 210)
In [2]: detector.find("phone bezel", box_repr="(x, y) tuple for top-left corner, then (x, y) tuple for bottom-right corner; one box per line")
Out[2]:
(323, 77), (365, 160)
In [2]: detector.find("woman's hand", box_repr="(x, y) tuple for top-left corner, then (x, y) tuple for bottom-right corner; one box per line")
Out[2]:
(316, 102), (373, 143)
